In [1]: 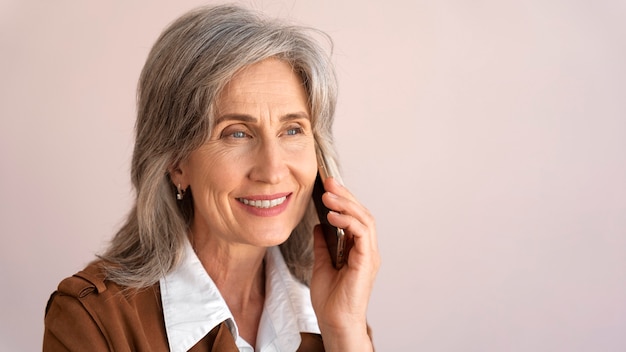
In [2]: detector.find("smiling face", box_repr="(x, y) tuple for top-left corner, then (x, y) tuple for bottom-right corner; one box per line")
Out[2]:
(172, 58), (317, 249)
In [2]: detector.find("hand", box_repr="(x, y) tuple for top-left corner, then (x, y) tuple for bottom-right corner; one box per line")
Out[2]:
(310, 177), (380, 352)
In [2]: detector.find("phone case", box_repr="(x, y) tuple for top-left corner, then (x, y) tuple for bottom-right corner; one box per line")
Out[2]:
(313, 143), (346, 269)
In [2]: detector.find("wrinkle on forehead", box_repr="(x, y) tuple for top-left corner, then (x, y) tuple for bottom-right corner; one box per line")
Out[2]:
(215, 58), (309, 119)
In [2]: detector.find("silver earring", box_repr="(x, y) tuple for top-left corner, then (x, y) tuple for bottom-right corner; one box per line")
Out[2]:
(176, 184), (184, 200)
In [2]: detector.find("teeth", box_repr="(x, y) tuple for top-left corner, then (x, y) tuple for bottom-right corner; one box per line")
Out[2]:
(239, 196), (287, 208)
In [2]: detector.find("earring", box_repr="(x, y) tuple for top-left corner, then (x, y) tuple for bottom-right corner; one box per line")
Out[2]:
(176, 184), (184, 200)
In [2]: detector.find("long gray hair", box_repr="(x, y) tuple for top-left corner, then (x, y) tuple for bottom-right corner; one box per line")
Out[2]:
(99, 4), (340, 288)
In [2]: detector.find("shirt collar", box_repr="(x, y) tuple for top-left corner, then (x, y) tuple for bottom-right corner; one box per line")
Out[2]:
(159, 239), (320, 352)
(257, 246), (320, 351)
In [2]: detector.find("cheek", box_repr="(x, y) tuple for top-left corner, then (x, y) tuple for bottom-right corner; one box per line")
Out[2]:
(292, 145), (318, 188)
(186, 149), (247, 195)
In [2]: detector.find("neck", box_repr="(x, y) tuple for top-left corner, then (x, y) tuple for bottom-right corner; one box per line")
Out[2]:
(190, 232), (266, 312)
(190, 231), (266, 347)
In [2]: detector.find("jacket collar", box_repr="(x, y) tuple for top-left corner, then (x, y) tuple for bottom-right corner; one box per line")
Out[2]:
(159, 239), (319, 352)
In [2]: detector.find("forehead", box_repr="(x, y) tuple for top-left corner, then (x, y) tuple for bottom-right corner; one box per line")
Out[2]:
(216, 58), (309, 111)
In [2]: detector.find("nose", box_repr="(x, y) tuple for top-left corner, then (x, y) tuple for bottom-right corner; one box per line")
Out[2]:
(248, 139), (289, 184)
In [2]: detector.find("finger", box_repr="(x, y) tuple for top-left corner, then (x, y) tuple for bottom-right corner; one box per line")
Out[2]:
(322, 191), (377, 250)
(322, 191), (374, 229)
(321, 177), (379, 262)
(323, 177), (357, 203)
(327, 211), (369, 241)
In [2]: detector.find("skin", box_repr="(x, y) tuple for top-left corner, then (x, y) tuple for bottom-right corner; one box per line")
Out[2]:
(311, 177), (380, 351)
(170, 58), (380, 351)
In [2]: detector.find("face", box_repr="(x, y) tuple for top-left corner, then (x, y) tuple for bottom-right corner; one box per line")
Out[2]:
(173, 58), (317, 249)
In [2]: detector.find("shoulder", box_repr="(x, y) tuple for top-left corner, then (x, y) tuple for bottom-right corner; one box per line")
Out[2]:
(44, 261), (168, 351)
(46, 260), (130, 314)
(51, 260), (114, 301)
(47, 259), (163, 318)
(44, 260), (118, 350)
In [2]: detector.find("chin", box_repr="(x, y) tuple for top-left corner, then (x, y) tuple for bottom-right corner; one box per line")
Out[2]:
(244, 225), (295, 248)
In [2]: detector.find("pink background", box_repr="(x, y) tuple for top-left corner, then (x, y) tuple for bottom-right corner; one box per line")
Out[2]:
(1, 0), (625, 350)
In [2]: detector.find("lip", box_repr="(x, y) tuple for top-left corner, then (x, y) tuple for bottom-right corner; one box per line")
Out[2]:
(236, 192), (292, 217)
(238, 192), (291, 201)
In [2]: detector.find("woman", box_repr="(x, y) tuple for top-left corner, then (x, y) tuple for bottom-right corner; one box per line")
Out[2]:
(43, 4), (379, 351)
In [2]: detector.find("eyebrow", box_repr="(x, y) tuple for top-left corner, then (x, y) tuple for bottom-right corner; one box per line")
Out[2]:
(214, 112), (310, 126)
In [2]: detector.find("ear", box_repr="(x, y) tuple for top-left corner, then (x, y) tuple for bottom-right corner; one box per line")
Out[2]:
(168, 161), (187, 189)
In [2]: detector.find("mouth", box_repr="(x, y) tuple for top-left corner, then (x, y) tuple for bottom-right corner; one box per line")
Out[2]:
(237, 195), (288, 209)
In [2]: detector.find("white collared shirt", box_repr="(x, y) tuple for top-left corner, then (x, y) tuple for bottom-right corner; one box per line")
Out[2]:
(159, 239), (320, 352)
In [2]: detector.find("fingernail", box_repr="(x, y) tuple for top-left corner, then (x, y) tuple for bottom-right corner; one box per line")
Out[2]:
(331, 177), (343, 187)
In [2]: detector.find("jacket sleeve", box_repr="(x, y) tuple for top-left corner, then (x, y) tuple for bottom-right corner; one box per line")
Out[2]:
(43, 291), (110, 351)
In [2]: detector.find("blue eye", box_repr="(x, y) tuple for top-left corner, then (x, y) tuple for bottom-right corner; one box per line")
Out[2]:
(231, 131), (247, 138)
(219, 127), (250, 140)
(286, 127), (303, 136)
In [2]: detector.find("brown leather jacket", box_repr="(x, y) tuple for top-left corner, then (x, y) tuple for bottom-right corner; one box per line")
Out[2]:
(43, 261), (325, 351)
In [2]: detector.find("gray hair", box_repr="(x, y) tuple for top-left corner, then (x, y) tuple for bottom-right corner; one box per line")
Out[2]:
(100, 4), (340, 288)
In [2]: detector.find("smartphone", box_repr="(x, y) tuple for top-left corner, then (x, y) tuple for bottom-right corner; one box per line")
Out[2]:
(312, 143), (346, 269)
